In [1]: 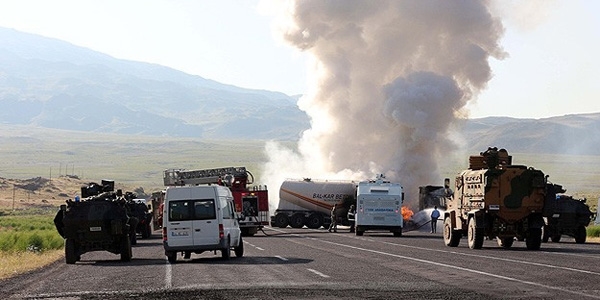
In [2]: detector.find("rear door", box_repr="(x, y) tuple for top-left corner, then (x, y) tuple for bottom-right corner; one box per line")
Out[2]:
(165, 187), (194, 247)
(190, 187), (220, 246)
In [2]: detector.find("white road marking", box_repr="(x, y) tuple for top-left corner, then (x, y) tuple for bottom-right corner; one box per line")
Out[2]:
(274, 255), (288, 261)
(256, 247), (265, 251)
(165, 257), (172, 289)
(307, 268), (330, 278)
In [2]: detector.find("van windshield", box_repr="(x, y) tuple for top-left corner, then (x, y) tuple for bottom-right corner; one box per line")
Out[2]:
(168, 199), (216, 221)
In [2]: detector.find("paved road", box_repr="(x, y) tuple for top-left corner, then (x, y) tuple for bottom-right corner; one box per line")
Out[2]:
(2, 226), (600, 299)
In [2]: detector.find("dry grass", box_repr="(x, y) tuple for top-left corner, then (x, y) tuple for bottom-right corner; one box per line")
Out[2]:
(0, 250), (63, 279)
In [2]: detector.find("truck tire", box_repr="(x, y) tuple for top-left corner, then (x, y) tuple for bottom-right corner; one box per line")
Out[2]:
(167, 251), (177, 264)
(306, 213), (323, 229)
(290, 213), (305, 228)
(497, 237), (514, 249)
(65, 238), (77, 264)
(356, 228), (364, 236)
(273, 213), (289, 228)
(141, 223), (151, 239)
(221, 237), (231, 260)
(467, 217), (484, 249)
(575, 225), (587, 244)
(234, 236), (244, 258)
(443, 217), (461, 247)
(393, 231), (402, 237)
(551, 234), (561, 243)
(526, 228), (542, 250)
(120, 235), (132, 262)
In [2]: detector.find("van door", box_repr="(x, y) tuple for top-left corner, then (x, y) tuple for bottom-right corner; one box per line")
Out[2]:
(219, 195), (240, 246)
(191, 198), (219, 246)
(165, 199), (194, 247)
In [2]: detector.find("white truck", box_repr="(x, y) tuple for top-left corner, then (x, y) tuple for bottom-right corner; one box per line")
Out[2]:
(271, 179), (357, 229)
(355, 176), (404, 237)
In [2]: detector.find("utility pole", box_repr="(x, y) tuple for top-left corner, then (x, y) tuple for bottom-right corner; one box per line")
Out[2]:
(12, 185), (15, 211)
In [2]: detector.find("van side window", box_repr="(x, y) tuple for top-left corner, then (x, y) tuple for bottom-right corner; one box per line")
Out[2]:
(169, 201), (191, 221)
(193, 199), (216, 220)
(220, 197), (235, 219)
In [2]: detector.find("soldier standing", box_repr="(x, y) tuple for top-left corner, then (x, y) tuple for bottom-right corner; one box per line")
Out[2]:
(348, 204), (356, 233)
(328, 204), (338, 232)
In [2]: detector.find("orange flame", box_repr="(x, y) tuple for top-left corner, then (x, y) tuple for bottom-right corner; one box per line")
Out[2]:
(401, 206), (414, 221)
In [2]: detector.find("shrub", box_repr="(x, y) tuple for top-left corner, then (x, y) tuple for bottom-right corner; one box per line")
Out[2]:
(588, 225), (600, 238)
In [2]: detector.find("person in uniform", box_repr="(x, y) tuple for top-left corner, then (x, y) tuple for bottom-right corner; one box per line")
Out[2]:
(430, 206), (440, 233)
(347, 204), (356, 233)
(328, 204), (338, 233)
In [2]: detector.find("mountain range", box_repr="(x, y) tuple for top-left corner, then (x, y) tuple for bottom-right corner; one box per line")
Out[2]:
(1, 27), (599, 155)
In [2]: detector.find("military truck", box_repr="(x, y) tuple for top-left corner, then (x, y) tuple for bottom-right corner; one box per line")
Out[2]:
(542, 183), (592, 243)
(443, 147), (549, 250)
(54, 180), (133, 264)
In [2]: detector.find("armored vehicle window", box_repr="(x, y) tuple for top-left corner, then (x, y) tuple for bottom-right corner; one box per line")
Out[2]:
(193, 199), (216, 220)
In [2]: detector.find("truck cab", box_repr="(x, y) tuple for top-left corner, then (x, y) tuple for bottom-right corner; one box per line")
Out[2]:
(162, 185), (244, 263)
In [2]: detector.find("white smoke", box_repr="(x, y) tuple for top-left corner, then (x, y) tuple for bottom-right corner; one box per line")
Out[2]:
(260, 0), (505, 210)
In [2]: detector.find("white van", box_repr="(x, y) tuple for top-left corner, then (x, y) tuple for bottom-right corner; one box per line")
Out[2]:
(162, 185), (243, 263)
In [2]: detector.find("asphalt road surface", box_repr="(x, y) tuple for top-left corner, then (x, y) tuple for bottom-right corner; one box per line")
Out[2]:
(2, 226), (600, 299)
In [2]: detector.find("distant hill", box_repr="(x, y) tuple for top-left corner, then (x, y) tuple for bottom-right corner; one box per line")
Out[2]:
(0, 27), (309, 139)
(1, 27), (599, 155)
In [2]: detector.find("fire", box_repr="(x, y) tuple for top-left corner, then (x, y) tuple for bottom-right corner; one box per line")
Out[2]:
(401, 206), (414, 221)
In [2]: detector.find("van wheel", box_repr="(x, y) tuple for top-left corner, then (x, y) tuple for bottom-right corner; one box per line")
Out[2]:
(221, 238), (231, 260)
(234, 236), (244, 258)
(167, 252), (177, 264)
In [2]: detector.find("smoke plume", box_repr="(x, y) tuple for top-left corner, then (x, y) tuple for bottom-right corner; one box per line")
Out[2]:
(261, 0), (505, 209)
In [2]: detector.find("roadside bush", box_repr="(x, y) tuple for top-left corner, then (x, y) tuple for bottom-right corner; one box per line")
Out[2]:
(0, 212), (63, 253)
(587, 225), (600, 238)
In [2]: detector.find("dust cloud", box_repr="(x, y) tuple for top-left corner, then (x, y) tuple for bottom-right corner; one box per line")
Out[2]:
(260, 0), (505, 210)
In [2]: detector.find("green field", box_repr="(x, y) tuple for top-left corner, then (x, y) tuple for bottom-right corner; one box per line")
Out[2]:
(0, 212), (63, 253)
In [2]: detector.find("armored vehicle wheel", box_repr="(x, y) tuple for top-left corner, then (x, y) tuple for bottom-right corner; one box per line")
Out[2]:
(526, 228), (542, 250)
(551, 234), (561, 243)
(306, 213), (323, 229)
(273, 213), (289, 228)
(184, 251), (191, 259)
(234, 236), (244, 258)
(443, 217), (461, 247)
(65, 238), (77, 264)
(467, 217), (484, 249)
(120, 235), (132, 262)
(290, 213), (305, 228)
(167, 252), (177, 263)
(141, 224), (151, 239)
(221, 238), (231, 260)
(575, 225), (587, 244)
(393, 231), (402, 237)
(497, 237), (514, 249)
(541, 225), (550, 243)
(356, 230), (364, 236)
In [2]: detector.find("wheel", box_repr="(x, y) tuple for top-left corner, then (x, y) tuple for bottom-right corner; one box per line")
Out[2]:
(234, 236), (244, 258)
(356, 230), (364, 236)
(443, 217), (461, 247)
(541, 225), (549, 243)
(575, 225), (587, 244)
(273, 213), (289, 228)
(167, 251), (177, 263)
(141, 224), (151, 239)
(497, 237), (514, 249)
(184, 251), (191, 259)
(65, 238), (77, 264)
(393, 231), (402, 237)
(221, 237), (231, 260)
(526, 228), (542, 250)
(306, 213), (323, 229)
(290, 213), (305, 228)
(120, 235), (132, 261)
(551, 234), (561, 243)
(467, 217), (484, 249)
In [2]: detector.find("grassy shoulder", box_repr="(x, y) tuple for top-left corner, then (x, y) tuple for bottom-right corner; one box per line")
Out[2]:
(0, 250), (63, 279)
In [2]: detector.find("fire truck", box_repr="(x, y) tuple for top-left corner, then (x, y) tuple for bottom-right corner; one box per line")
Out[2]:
(163, 166), (269, 236)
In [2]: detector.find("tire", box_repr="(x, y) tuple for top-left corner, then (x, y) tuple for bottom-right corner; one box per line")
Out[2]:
(541, 225), (549, 243)
(65, 238), (77, 264)
(290, 213), (305, 229)
(130, 230), (137, 246)
(273, 213), (289, 228)
(221, 237), (231, 260)
(167, 252), (177, 264)
(393, 231), (402, 237)
(356, 230), (364, 236)
(551, 234), (561, 243)
(234, 236), (244, 258)
(443, 217), (461, 247)
(497, 237), (514, 249)
(120, 235), (132, 262)
(467, 217), (484, 249)
(141, 224), (151, 239)
(306, 213), (324, 229)
(575, 225), (587, 244)
(526, 228), (542, 250)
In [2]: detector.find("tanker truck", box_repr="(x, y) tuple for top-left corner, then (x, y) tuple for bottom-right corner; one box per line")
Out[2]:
(443, 147), (549, 250)
(271, 178), (357, 229)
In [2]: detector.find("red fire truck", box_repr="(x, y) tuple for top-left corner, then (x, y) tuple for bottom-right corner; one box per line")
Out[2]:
(162, 166), (269, 236)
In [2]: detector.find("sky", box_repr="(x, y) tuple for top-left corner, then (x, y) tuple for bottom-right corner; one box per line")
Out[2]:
(0, 0), (599, 119)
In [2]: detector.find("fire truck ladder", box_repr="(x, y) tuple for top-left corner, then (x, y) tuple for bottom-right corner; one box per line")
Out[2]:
(163, 166), (249, 186)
